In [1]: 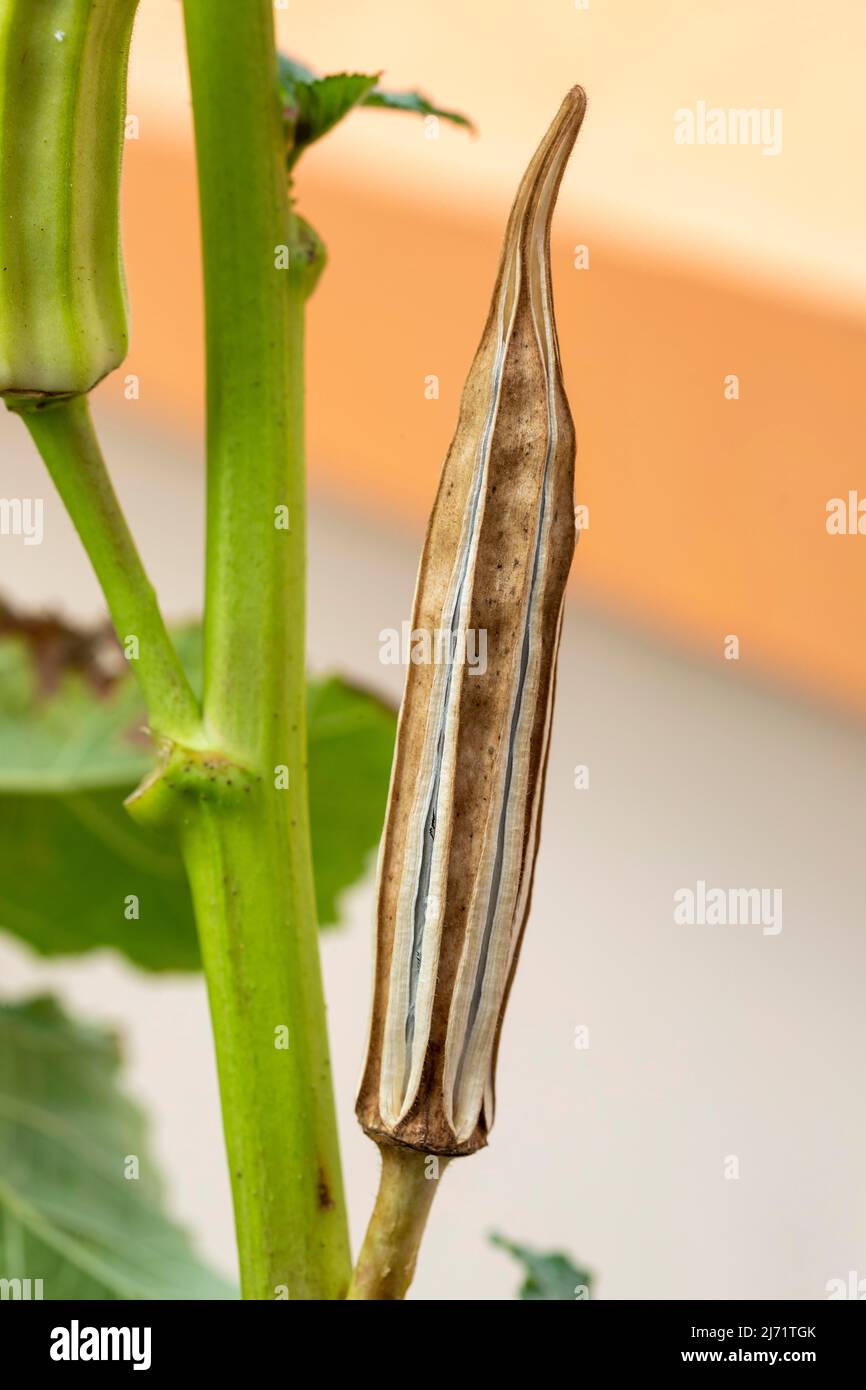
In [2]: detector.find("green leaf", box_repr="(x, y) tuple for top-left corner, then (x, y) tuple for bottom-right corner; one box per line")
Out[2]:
(306, 675), (396, 927)
(362, 86), (474, 130)
(0, 783), (200, 971)
(294, 72), (381, 152)
(278, 53), (472, 171)
(279, 59), (380, 170)
(277, 55), (318, 87)
(0, 995), (236, 1299)
(490, 1233), (593, 1300)
(0, 622), (198, 971)
(0, 616), (396, 969)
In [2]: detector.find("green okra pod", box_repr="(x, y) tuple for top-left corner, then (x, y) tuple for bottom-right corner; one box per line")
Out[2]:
(0, 0), (139, 406)
(357, 87), (587, 1157)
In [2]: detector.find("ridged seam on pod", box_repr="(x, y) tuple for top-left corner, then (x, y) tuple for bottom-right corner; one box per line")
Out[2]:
(0, 0), (140, 404)
(356, 87), (586, 1157)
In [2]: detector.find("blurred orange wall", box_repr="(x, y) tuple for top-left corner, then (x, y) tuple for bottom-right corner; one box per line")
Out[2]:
(105, 126), (866, 721)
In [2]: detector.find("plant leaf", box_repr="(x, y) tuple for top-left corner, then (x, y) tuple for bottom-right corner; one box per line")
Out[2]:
(0, 621), (198, 971)
(277, 55), (318, 87)
(0, 783), (200, 971)
(306, 676), (396, 926)
(490, 1233), (593, 1300)
(362, 86), (474, 130)
(0, 995), (236, 1299)
(278, 53), (472, 171)
(0, 616), (395, 969)
(279, 60), (380, 169)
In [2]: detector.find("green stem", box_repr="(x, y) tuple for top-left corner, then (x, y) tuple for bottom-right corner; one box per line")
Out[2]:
(20, 396), (200, 744)
(181, 0), (349, 1298)
(347, 1146), (448, 1300)
(180, 793), (347, 1300)
(181, 0), (306, 770)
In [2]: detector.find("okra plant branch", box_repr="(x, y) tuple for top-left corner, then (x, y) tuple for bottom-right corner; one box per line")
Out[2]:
(0, 4), (193, 737)
(175, 0), (350, 1299)
(20, 397), (201, 745)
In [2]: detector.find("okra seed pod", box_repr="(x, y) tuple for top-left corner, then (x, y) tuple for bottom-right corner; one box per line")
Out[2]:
(357, 86), (587, 1157)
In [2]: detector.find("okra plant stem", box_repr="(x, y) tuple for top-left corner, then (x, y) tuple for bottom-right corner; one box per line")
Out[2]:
(181, 0), (350, 1297)
(21, 396), (201, 745)
(179, 789), (349, 1301)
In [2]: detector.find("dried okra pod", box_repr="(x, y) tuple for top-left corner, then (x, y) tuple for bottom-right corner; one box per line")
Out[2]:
(357, 87), (586, 1157)
(0, 0), (139, 406)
